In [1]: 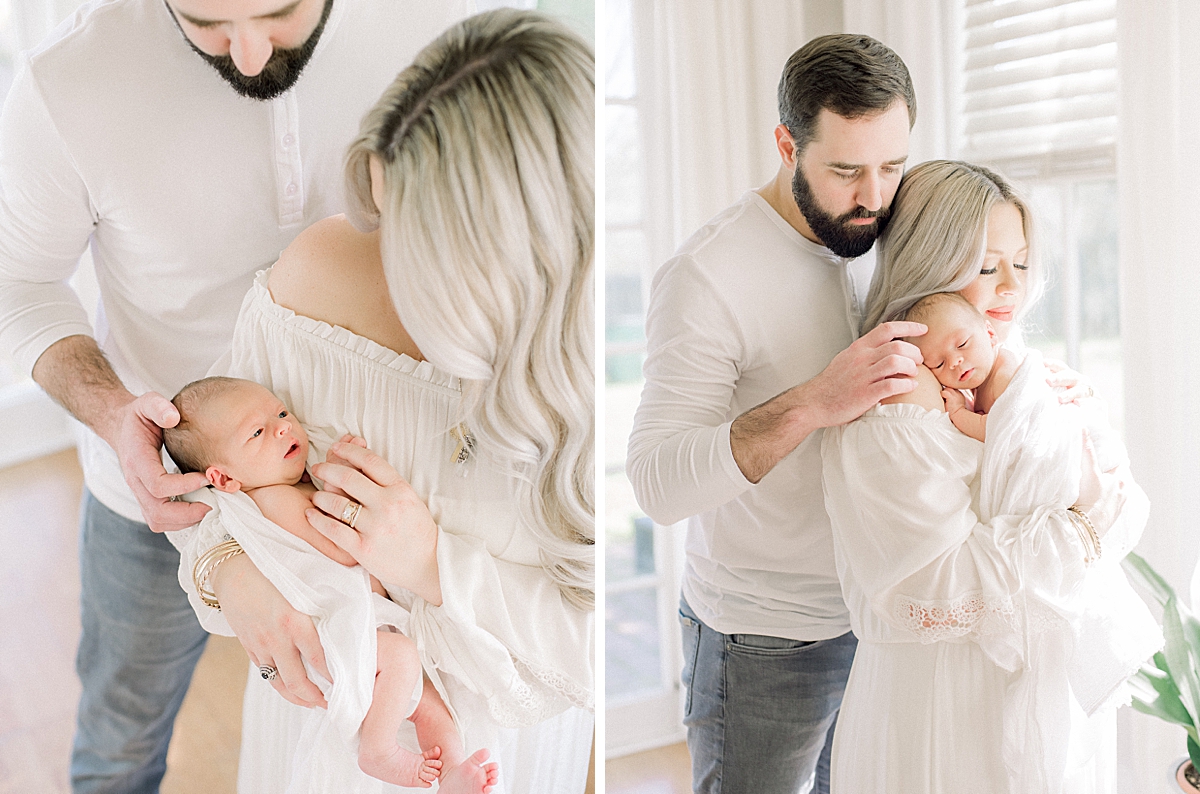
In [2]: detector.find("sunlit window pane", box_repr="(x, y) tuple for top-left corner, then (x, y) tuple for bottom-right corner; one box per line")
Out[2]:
(606, 104), (644, 225)
(605, 586), (661, 699)
(604, 0), (635, 100)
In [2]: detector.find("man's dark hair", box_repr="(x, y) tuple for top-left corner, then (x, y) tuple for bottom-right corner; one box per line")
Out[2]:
(778, 34), (916, 155)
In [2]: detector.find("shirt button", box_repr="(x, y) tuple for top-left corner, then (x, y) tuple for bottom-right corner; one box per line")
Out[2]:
(285, 182), (298, 196)
(282, 134), (295, 147)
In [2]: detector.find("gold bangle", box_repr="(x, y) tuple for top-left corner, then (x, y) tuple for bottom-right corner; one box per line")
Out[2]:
(192, 538), (244, 611)
(1067, 506), (1102, 564)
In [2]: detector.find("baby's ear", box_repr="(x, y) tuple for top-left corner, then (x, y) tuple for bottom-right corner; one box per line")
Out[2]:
(985, 320), (998, 346)
(205, 466), (241, 493)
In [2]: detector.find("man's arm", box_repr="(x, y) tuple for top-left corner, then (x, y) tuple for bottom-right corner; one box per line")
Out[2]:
(729, 321), (927, 483)
(626, 255), (925, 523)
(32, 335), (209, 531)
(0, 62), (209, 532)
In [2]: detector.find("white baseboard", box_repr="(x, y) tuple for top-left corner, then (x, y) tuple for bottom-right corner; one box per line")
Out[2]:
(0, 381), (77, 470)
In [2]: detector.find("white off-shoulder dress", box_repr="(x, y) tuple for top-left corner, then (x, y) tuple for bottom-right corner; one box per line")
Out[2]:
(820, 351), (1158, 794)
(174, 270), (594, 794)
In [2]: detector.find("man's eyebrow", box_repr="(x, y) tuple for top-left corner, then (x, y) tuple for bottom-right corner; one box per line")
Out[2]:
(177, 0), (303, 26)
(824, 156), (909, 170)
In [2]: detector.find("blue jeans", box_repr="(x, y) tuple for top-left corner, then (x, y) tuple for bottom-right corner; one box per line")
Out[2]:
(71, 491), (209, 794)
(679, 597), (856, 794)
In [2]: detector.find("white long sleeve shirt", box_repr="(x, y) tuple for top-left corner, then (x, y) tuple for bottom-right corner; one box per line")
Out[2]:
(627, 191), (874, 639)
(0, 0), (467, 522)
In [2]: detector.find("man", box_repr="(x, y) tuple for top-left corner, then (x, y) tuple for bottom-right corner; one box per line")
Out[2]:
(0, 0), (466, 790)
(627, 35), (925, 794)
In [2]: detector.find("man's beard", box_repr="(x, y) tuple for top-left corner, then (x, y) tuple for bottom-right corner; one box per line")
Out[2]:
(173, 0), (334, 101)
(791, 164), (891, 259)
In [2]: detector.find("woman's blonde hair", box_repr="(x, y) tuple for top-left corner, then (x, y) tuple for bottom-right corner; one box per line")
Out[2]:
(345, 9), (595, 610)
(860, 160), (1042, 334)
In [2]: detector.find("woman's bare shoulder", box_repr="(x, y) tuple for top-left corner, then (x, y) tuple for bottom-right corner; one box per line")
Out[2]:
(268, 215), (382, 307)
(267, 215), (389, 320)
(880, 365), (947, 412)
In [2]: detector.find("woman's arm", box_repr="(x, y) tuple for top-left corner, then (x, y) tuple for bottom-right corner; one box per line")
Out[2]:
(822, 411), (1089, 650)
(167, 507), (331, 709)
(308, 440), (593, 724)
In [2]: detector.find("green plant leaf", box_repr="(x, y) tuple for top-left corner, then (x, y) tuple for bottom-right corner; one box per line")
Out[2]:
(1162, 596), (1200, 730)
(1183, 608), (1200, 678)
(1123, 552), (1176, 606)
(1190, 734), (1200, 773)
(1130, 665), (1193, 728)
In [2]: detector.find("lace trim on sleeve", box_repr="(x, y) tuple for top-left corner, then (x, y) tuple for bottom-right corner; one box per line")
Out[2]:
(480, 656), (593, 729)
(891, 592), (1019, 644)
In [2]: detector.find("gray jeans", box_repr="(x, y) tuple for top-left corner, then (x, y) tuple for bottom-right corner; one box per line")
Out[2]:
(679, 597), (856, 794)
(71, 491), (209, 794)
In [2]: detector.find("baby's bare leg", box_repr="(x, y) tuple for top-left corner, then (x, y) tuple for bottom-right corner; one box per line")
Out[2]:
(410, 683), (501, 794)
(408, 673), (465, 769)
(358, 630), (442, 787)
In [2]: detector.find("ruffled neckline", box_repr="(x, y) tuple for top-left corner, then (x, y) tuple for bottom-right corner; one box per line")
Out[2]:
(250, 268), (460, 392)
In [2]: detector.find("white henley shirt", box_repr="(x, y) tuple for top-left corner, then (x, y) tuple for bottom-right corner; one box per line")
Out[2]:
(627, 191), (875, 640)
(0, 0), (467, 522)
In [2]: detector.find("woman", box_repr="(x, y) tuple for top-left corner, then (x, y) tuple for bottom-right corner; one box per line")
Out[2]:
(173, 10), (594, 793)
(821, 161), (1158, 793)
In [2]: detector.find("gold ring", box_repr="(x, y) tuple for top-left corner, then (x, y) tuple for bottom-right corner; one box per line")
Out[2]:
(341, 500), (362, 528)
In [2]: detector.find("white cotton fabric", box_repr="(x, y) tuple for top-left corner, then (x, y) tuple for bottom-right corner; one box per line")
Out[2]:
(627, 191), (875, 640)
(821, 349), (1160, 794)
(178, 486), (424, 794)
(170, 270), (593, 794)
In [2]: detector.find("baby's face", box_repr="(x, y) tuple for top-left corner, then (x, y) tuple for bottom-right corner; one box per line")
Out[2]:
(914, 305), (996, 391)
(202, 381), (309, 491)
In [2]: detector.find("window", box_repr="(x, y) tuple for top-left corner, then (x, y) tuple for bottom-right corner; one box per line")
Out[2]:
(956, 0), (1122, 430)
(604, 0), (687, 757)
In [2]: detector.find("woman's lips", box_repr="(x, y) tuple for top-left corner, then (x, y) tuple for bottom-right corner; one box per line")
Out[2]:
(986, 307), (1014, 322)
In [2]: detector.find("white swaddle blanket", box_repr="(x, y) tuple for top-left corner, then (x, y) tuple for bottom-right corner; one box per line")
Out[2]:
(975, 348), (1162, 792)
(173, 485), (438, 794)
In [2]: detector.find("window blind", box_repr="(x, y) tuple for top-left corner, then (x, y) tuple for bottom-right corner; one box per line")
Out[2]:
(961, 0), (1117, 178)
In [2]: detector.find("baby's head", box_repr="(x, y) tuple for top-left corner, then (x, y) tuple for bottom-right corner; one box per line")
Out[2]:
(903, 293), (997, 390)
(163, 377), (309, 493)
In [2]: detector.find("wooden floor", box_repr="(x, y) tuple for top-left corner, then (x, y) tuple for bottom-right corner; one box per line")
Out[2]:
(606, 742), (691, 794)
(0, 449), (247, 793)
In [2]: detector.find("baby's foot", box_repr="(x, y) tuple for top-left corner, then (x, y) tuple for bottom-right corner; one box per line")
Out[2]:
(438, 748), (500, 794)
(359, 744), (443, 787)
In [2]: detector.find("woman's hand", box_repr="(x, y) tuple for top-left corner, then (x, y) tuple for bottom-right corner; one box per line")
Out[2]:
(210, 553), (330, 709)
(1077, 431), (1103, 510)
(308, 438), (443, 606)
(1044, 358), (1095, 404)
(1075, 431), (1127, 539)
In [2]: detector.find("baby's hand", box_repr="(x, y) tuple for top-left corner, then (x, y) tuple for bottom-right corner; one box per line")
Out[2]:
(320, 435), (369, 497)
(942, 388), (987, 442)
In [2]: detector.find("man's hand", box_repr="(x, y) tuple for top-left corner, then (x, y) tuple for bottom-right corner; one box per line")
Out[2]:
(32, 335), (209, 532)
(116, 392), (210, 532)
(730, 320), (926, 483)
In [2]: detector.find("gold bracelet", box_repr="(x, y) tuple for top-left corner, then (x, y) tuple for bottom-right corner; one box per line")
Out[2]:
(192, 538), (244, 611)
(1067, 506), (1102, 564)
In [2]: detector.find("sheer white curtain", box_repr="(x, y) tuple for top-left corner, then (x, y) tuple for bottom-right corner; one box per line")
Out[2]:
(1116, 0), (1200, 785)
(648, 1), (810, 245)
(842, 0), (956, 164)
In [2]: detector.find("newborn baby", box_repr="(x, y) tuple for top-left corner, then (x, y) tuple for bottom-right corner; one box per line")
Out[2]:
(902, 292), (1020, 441)
(163, 376), (498, 793)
